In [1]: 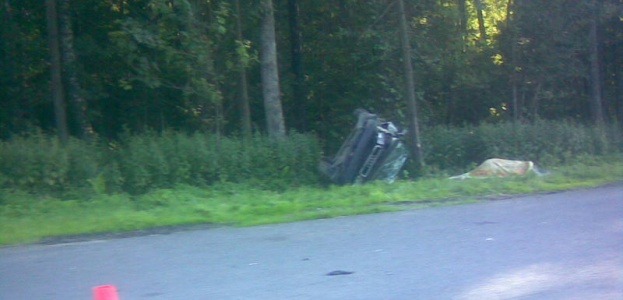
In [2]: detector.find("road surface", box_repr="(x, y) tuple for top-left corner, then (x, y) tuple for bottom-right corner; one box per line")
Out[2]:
(1, 183), (622, 299)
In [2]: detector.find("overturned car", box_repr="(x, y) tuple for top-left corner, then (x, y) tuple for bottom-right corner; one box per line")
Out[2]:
(319, 109), (409, 184)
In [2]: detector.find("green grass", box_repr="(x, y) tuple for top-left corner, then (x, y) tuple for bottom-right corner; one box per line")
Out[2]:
(1, 155), (622, 246)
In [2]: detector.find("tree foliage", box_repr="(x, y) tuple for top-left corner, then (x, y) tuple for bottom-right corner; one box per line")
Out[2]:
(0, 0), (621, 144)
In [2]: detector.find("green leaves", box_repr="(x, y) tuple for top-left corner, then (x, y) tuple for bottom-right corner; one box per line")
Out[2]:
(1, 0), (621, 153)
(422, 121), (622, 174)
(0, 131), (322, 196)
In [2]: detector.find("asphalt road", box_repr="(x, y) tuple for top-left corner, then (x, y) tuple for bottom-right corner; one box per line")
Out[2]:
(1, 183), (622, 300)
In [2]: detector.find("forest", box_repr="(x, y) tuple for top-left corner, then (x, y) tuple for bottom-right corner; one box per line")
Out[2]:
(0, 0), (622, 194)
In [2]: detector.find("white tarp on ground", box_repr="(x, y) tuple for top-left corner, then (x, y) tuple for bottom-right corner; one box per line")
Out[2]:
(450, 158), (538, 180)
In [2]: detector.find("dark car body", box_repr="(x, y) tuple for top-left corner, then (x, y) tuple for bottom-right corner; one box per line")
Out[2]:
(319, 109), (408, 184)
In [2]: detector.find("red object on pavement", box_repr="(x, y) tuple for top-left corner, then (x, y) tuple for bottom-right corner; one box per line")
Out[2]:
(92, 285), (119, 300)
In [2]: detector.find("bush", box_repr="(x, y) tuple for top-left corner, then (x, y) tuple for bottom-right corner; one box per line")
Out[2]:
(421, 125), (487, 173)
(422, 121), (621, 173)
(0, 121), (619, 197)
(0, 131), (322, 196)
(111, 131), (322, 193)
(0, 133), (102, 194)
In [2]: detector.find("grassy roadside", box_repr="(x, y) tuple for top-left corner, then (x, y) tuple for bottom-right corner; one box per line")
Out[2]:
(1, 155), (622, 246)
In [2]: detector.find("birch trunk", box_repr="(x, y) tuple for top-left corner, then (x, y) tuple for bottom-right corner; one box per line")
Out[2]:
(260, 0), (286, 139)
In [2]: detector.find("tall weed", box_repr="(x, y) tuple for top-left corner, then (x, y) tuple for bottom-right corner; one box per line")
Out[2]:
(0, 131), (322, 196)
(423, 121), (621, 173)
(0, 133), (101, 194)
(0, 122), (619, 197)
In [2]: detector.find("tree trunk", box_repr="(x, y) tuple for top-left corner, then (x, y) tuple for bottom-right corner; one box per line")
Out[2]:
(588, 0), (604, 125)
(457, 0), (468, 48)
(443, 66), (455, 125)
(531, 81), (542, 120)
(45, 0), (69, 143)
(506, 0), (519, 122)
(188, 0), (224, 136)
(288, 0), (306, 131)
(260, 0), (286, 139)
(235, 0), (252, 137)
(397, 0), (424, 171)
(511, 70), (518, 122)
(474, 0), (487, 43)
(206, 53), (224, 137)
(59, 0), (92, 140)
(618, 49), (623, 126)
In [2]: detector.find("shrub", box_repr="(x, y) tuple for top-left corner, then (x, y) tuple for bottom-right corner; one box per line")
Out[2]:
(0, 121), (618, 197)
(422, 121), (621, 173)
(111, 131), (322, 193)
(0, 133), (102, 194)
(0, 131), (324, 196)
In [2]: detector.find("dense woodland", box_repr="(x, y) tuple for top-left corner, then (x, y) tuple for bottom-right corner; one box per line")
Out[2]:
(1, 0), (622, 144)
(0, 0), (622, 196)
